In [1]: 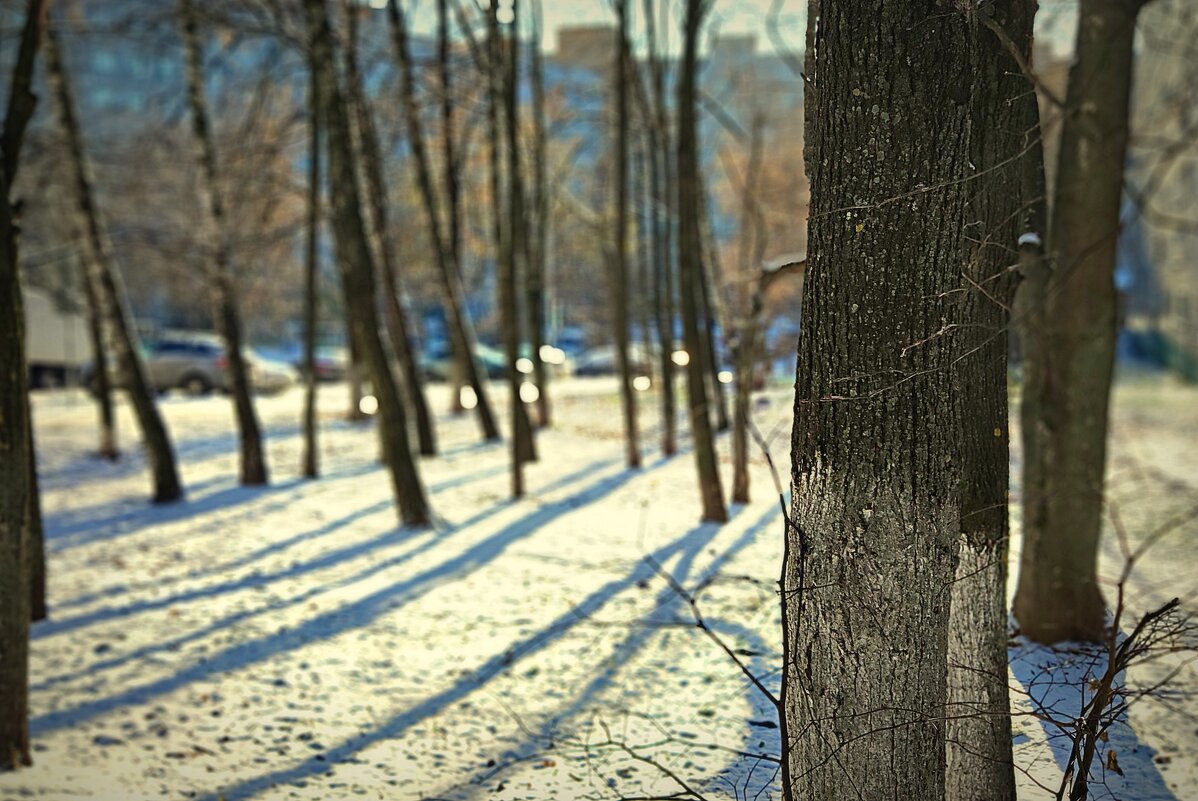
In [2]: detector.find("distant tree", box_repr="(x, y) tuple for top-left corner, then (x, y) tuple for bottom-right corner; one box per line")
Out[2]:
(180, 0), (269, 486)
(526, 0), (551, 429)
(303, 0), (430, 527)
(80, 245), (118, 461)
(301, 65), (321, 480)
(611, 0), (640, 469)
(1012, 0), (1157, 644)
(0, 0), (46, 771)
(45, 17), (184, 505)
(677, 0), (725, 522)
(782, 1), (974, 797)
(341, 0), (436, 457)
(643, 0), (676, 458)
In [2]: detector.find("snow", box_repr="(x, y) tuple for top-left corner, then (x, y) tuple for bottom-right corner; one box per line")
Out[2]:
(2, 373), (1194, 800)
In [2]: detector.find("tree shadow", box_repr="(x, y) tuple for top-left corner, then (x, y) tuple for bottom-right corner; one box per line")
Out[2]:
(1009, 639), (1179, 800)
(29, 454), (650, 737)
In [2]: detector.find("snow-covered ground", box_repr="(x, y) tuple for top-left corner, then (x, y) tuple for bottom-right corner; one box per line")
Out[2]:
(2, 374), (1195, 800)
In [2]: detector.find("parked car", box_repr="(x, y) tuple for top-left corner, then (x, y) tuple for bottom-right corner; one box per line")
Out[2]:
(420, 341), (507, 382)
(84, 334), (296, 396)
(572, 343), (652, 377)
(290, 345), (349, 383)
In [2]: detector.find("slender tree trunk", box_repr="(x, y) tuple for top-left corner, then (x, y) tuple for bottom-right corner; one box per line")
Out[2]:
(944, 4), (1035, 798)
(678, 0), (725, 522)
(180, 0), (268, 487)
(0, 0), (44, 770)
(782, 2), (972, 797)
(25, 408), (44, 623)
(438, 0), (469, 420)
(388, 0), (500, 442)
(612, 0), (640, 469)
(698, 182), (729, 432)
(645, 0), (676, 457)
(81, 256), (118, 460)
(527, 0), (551, 429)
(304, 0), (430, 528)
(731, 114), (766, 505)
(346, 333), (366, 422)
(302, 68), (321, 480)
(343, 0), (436, 457)
(1012, 0), (1148, 645)
(46, 21), (183, 505)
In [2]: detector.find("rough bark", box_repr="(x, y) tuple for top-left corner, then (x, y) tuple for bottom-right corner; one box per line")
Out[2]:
(782, 3), (972, 798)
(46, 20), (183, 505)
(387, 0), (500, 442)
(1012, 0), (1148, 645)
(678, 0), (725, 522)
(611, 0), (641, 469)
(180, 0), (269, 487)
(343, 0), (436, 457)
(943, 5), (1035, 799)
(304, 0), (430, 528)
(0, 0), (44, 770)
(302, 67), (321, 480)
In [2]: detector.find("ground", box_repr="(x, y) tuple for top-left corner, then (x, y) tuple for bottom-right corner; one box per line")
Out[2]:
(1, 374), (1195, 800)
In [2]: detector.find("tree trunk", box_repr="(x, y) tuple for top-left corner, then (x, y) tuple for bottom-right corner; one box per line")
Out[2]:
(678, 0), (725, 523)
(302, 67), (321, 480)
(346, 333), (367, 422)
(731, 114), (766, 506)
(304, 0), (430, 528)
(180, 0), (269, 487)
(645, 0), (676, 458)
(25, 407), (44, 624)
(0, 0), (44, 770)
(612, 0), (641, 469)
(343, 0), (436, 457)
(81, 254), (118, 460)
(388, 0), (500, 443)
(698, 184), (729, 433)
(1012, 0), (1146, 645)
(944, 5), (1035, 798)
(46, 20), (183, 505)
(527, 0), (550, 429)
(782, 2), (972, 797)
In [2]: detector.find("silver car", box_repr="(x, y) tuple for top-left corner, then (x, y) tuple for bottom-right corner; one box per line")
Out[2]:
(88, 335), (295, 396)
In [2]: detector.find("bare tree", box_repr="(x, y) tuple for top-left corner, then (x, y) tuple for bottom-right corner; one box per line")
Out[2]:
(783, 1), (975, 796)
(301, 64), (321, 480)
(1012, 0), (1158, 644)
(180, 0), (269, 486)
(387, 0), (500, 442)
(0, 0), (45, 771)
(678, 0), (725, 522)
(80, 247), (118, 460)
(303, 0), (431, 527)
(526, 0), (550, 429)
(342, 0), (436, 457)
(46, 18), (183, 505)
(610, 0), (640, 469)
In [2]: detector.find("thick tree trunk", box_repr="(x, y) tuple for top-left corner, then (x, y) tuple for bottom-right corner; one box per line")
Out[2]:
(612, 0), (641, 469)
(304, 0), (430, 528)
(46, 21), (183, 505)
(944, 5), (1034, 798)
(180, 0), (269, 487)
(388, 0), (500, 443)
(1012, 0), (1146, 645)
(302, 69), (321, 480)
(343, 0), (436, 457)
(0, 0), (44, 770)
(678, 0), (725, 523)
(527, 0), (550, 429)
(782, 3), (972, 798)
